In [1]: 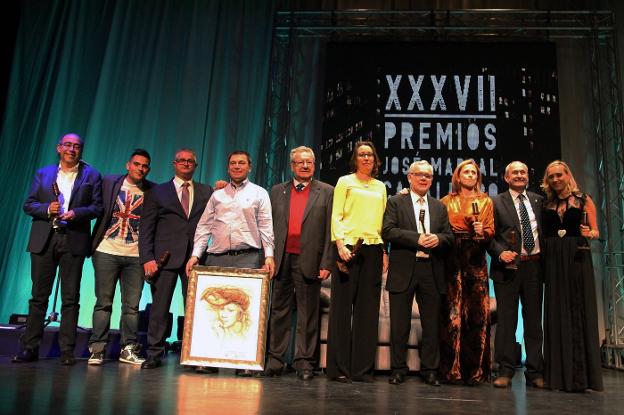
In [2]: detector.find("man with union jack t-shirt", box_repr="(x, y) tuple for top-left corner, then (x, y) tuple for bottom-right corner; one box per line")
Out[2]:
(87, 149), (155, 366)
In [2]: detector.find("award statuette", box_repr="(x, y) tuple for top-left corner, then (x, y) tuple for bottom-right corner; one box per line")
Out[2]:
(504, 230), (518, 270)
(471, 201), (484, 241)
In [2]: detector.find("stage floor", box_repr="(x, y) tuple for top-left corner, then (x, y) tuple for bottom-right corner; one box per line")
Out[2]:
(0, 356), (622, 415)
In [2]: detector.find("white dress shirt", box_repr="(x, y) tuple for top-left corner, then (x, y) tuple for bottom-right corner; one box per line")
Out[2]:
(173, 176), (194, 216)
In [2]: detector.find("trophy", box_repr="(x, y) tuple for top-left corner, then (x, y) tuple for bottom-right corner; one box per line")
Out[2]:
(471, 201), (484, 241)
(578, 210), (591, 251)
(505, 229), (518, 270)
(145, 250), (171, 284)
(51, 182), (67, 228)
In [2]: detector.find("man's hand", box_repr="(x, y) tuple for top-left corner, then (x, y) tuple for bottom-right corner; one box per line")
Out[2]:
(185, 256), (199, 276)
(263, 256), (275, 279)
(418, 233), (439, 249)
(143, 260), (159, 279)
(214, 180), (228, 190)
(499, 251), (517, 264)
(318, 269), (331, 280)
(49, 201), (61, 216)
(58, 210), (76, 221)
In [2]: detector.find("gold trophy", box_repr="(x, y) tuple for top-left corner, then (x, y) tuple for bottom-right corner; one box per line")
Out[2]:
(471, 201), (484, 241)
(505, 230), (518, 270)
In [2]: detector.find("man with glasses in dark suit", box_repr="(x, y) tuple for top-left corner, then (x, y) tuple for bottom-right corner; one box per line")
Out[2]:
(13, 133), (102, 366)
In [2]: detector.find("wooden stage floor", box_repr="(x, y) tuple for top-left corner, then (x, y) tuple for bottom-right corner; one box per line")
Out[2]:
(1, 356), (623, 415)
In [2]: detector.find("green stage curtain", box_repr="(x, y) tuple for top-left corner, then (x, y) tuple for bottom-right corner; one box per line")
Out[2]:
(0, 0), (276, 335)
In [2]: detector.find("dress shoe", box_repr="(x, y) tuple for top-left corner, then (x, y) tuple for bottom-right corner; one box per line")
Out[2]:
(388, 372), (405, 385)
(297, 369), (314, 381)
(493, 376), (512, 388)
(526, 377), (546, 389)
(257, 367), (283, 377)
(352, 374), (375, 383)
(195, 366), (219, 374)
(236, 369), (254, 377)
(141, 357), (162, 369)
(423, 372), (441, 387)
(12, 349), (38, 363)
(60, 351), (75, 366)
(333, 375), (351, 384)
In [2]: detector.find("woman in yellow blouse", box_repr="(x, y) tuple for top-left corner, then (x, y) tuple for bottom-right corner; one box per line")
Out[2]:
(327, 141), (387, 383)
(439, 159), (494, 385)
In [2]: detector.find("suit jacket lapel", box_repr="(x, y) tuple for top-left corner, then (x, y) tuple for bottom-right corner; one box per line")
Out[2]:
(528, 191), (542, 234)
(401, 193), (418, 231)
(68, 164), (86, 207)
(166, 181), (187, 218)
(302, 180), (319, 224)
(189, 182), (205, 217)
(501, 191), (521, 233)
(426, 195), (438, 231)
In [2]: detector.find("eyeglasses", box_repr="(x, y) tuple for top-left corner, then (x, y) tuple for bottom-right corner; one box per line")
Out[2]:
(175, 158), (196, 165)
(409, 172), (433, 180)
(59, 142), (82, 150)
(291, 160), (314, 167)
(357, 152), (374, 159)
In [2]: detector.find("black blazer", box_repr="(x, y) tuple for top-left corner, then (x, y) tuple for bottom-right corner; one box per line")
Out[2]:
(91, 174), (155, 254)
(23, 162), (103, 257)
(270, 179), (336, 279)
(488, 190), (543, 283)
(382, 193), (453, 294)
(139, 179), (213, 270)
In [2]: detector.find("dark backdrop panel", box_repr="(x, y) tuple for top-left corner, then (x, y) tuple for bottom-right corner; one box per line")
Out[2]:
(320, 42), (561, 198)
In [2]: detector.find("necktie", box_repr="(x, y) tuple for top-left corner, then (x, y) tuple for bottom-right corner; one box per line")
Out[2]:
(418, 198), (427, 233)
(295, 183), (305, 192)
(518, 194), (535, 253)
(181, 182), (190, 217)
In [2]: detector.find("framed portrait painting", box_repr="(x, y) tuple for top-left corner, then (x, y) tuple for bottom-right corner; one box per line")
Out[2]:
(180, 266), (270, 370)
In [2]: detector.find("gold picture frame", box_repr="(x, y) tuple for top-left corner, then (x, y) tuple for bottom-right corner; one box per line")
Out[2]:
(180, 266), (270, 370)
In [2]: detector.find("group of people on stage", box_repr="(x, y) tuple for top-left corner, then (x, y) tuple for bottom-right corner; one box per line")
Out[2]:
(12, 133), (603, 393)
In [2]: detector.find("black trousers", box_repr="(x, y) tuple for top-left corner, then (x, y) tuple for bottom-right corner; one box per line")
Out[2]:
(22, 232), (85, 353)
(389, 260), (440, 375)
(146, 265), (189, 358)
(493, 259), (544, 380)
(326, 244), (383, 379)
(267, 253), (321, 371)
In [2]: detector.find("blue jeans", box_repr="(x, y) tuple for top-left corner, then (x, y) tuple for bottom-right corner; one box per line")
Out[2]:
(89, 251), (144, 352)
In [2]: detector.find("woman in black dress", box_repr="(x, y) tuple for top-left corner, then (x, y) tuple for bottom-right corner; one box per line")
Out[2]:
(541, 160), (603, 392)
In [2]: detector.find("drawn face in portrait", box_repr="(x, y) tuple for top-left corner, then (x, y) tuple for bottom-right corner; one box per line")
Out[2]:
(201, 287), (251, 339)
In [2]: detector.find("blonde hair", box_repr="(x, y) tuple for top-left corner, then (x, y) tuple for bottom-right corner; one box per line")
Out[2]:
(540, 160), (580, 199)
(450, 159), (483, 194)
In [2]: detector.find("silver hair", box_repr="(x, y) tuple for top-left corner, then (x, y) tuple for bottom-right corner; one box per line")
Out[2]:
(290, 146), (315, 162)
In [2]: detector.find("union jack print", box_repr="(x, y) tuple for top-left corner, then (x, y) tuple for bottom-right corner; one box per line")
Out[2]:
(104, 190), (143, 244)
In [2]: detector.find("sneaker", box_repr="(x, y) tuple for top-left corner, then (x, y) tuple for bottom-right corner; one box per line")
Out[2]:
(119, 345), (145, 365)
(88, 352), (104, 366)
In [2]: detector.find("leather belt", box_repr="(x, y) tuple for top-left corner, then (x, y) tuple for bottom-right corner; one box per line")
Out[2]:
(520, 254), (541, 262)
(209, 248), (260, 256)
(52, 227), (67, 234)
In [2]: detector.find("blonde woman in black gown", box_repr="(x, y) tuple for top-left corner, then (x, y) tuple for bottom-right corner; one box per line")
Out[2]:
(541, 160), (603, 392)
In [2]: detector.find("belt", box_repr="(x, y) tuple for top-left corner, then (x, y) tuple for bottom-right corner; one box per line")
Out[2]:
(52, 227), (67, 234)
(208, 248), (260, 256)
(520, 254), (541, 262)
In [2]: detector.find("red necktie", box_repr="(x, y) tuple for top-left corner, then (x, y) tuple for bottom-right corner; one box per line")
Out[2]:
(181, 182), (190, 217)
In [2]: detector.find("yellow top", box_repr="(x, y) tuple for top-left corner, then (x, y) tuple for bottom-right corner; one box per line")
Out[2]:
(331, 173), (387, 245)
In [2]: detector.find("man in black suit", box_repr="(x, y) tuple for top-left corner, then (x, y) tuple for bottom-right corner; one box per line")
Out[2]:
(488, 161), (545, 388)
(88, 149), (154, 366)
(265, 146), (335, 380)
(14, 133), (103, 365)
(382, 160), (452, 386)
(139, 148), (213, 369)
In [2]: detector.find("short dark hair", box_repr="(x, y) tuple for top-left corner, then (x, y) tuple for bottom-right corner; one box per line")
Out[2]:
(130, 148), (151, 164)
(349, 141), (381, 177)
(228, 150), (251, 165)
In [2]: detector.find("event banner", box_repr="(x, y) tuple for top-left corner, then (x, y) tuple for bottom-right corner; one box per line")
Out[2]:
(320, 42), (560, 197)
